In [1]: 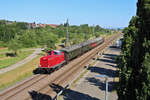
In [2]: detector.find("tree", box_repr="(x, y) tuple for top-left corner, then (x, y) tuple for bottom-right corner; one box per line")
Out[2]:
(16, 22), (28, 30)
(20, 30), (37, 47)
(118, 0), (150, 99)
(69, 33), (84, 45)
(8, 38), (22, 56)
(95, 25), (102, 32)
(45, 33), (58, 50)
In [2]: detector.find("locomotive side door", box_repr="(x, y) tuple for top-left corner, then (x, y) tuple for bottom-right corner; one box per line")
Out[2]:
(53, 51), (59, 65)
(54, 51), (63, 64)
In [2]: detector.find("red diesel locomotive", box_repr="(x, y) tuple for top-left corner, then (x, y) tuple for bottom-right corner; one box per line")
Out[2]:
(40, 50), (66, 70)
(35, 37), (104, 74)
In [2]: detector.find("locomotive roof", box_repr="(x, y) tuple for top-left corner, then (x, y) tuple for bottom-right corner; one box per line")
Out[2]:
(54, 50), (61, 53)
(61, 37), (103, 52)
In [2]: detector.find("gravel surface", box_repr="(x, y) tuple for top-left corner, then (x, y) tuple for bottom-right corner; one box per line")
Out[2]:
(61, 45), (120, 100)
(0, 48), (42, 74)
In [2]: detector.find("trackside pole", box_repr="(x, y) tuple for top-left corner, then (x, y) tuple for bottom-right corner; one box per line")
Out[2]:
(105, 77), (108, 100)
(96, 75), (108, 100)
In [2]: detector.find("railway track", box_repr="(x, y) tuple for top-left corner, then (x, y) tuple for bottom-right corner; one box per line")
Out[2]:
(0, 34), (121, 100)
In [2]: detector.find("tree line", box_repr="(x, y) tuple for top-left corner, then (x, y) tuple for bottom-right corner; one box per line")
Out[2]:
(0, 20), (117, 55)
(118, 0), (150, 99)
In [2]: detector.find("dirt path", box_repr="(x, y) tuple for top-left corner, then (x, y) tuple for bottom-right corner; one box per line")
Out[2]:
(60, 46), (120, 100)
(0, 48), (42, 75)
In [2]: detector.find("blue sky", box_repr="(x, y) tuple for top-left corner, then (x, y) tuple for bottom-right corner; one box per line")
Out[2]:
(0, 0), (137, 28)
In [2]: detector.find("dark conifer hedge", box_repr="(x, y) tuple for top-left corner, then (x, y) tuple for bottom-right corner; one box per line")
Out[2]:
(118, 0), (150, 99)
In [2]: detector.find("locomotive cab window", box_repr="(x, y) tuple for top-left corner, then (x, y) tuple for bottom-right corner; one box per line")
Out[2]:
(58, 52), (61, 55)
(54, 51), (58, 55)
(48, 51), (51, 55)
(54, 50), (61, 55)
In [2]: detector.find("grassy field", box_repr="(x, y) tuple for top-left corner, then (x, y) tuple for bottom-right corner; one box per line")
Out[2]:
(0, 48), (9, 53)
(0, 55), (41, 91)
(0, 50), (34, 69)
(0, 48), (35, 54)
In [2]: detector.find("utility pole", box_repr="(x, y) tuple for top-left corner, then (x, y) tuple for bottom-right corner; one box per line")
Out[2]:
(66, 19), (69, 47)
(84, 32), (86, 42)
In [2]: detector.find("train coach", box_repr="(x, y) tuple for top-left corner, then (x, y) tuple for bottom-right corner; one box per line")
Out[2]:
(34, 37), (104, 74)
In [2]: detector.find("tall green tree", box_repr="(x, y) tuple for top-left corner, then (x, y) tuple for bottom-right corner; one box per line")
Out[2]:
(19, 30), (37, 47)
(118, 0), (150, 99)
(8, 38), (22, 55)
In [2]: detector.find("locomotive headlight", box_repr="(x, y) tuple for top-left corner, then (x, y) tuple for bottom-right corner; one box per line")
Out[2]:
(43, 58), (47, 60)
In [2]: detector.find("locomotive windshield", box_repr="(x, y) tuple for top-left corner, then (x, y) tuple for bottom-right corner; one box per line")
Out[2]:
(54, 50), (61, 55)
(54, 51), (58, 55)
(48, 51), (51, 55)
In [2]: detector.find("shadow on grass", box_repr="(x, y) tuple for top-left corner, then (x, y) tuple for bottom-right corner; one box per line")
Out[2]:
(5, 52), (17, 57)
(85, 77), (118, 92)
(97, 58), (116, 64)
(50, 83), (100, 100)
(109, 46), (117, 48)
(103, 53), (118, 58)
(103, 55), (115, 61)
(109, 45), (121, 50)
(88, 67), (119, 78)
(98, 53), (120, 68)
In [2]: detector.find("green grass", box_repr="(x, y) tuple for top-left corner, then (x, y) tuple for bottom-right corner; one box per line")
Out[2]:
(0, 48), (9, 53)
(0, 55), (41, 91)
(0, 50), (34, 69)
(0, 48), (35, 54)
(0, 53), (6, 58)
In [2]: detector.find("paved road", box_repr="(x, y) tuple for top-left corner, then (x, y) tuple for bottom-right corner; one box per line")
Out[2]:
(0, 48), (42, 75)
(61, 46), (120, 100)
